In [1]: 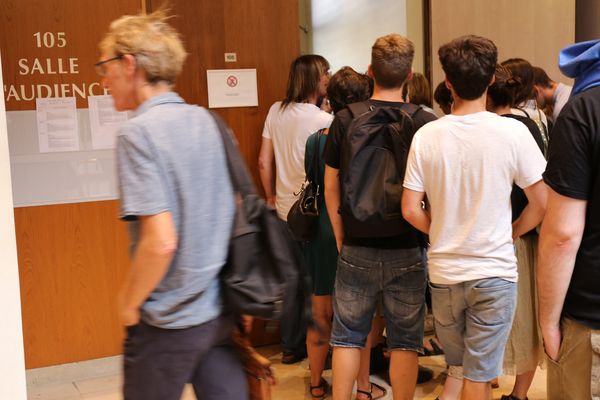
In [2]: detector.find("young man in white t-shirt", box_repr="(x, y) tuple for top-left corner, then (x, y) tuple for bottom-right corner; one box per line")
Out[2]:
(402, 35), (547, 400)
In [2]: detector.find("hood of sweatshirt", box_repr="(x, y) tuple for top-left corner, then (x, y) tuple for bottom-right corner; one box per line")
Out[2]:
(559, 39), (600, 96)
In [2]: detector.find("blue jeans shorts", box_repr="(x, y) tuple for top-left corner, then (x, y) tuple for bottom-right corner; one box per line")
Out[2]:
(330, 245), (426, 352)
(430, 277), (517, 382)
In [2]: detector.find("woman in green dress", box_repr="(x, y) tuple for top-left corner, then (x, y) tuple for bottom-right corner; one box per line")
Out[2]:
(304, 67), (372, 399)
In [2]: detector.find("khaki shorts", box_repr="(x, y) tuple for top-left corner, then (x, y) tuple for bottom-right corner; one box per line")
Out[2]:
(546, 318), (600, 400)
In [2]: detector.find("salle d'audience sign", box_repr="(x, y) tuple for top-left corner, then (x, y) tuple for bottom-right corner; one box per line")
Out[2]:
(3, 31), (108, 105)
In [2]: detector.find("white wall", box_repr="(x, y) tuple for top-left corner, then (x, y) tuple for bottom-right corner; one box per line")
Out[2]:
(311, 0), (408, 74)
(0, 53), (27, 399)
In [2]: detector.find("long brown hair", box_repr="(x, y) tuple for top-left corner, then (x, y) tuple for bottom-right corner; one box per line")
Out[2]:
(281, 54), (329, 109)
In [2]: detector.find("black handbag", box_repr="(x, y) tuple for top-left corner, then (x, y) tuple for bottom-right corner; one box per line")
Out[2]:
(286, 129), (324, 241)
(211, 112), (301, 320)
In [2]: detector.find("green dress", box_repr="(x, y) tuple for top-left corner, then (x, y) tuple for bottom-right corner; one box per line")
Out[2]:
(302, 129), (338, 296)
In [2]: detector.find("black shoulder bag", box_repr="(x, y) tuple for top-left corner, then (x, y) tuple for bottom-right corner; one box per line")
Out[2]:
(212, 112), (300, 320)
(286, 129), (324, 242)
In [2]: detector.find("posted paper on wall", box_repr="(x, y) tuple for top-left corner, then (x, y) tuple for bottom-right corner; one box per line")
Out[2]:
(88, 95), (128, 150)
(207, 69), (258, 108)
(36, 97), (79, 153)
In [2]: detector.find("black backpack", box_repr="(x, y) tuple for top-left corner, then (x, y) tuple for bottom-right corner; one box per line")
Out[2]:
(339, 101), (420, 238)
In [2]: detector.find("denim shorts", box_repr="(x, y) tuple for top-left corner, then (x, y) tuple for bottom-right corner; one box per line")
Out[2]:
(429, 278), (517, 382)
(330, 245), (426, 352)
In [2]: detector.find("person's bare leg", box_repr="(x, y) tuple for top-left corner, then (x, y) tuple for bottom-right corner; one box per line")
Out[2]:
(307, 295), (333, 396)
(355, 320), (384, 399)
(332, 347), (361, 400)
(510, 369), (536, 399)
(389, 350), (418, 400)
(461, 379), (490, 400)
(438, 375), (462, 400)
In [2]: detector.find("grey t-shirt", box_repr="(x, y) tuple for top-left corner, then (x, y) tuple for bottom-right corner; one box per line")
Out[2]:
(116, 92), (235, 329)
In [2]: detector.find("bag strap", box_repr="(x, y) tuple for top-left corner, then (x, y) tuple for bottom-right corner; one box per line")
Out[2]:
(210, 111), (256, 198)
(307, 129), (324, 187)
(536, 109), (550, 156)
(517, 107), (531, 119)
(400, 102), (422, 118)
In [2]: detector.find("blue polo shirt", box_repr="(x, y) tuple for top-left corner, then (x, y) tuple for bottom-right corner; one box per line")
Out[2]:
(116, 92), (235, 329)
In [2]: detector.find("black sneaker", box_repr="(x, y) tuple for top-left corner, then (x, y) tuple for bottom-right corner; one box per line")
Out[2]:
(417, 365), (434, 384)
(281, 349), (307, 364)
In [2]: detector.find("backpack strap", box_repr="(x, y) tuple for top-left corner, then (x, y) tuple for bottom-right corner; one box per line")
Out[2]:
(399, 102), (422, 118)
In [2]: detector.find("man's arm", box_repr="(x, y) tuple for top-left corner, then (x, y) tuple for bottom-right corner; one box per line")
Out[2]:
(324, 165), (344, 252)
(512, 179), (548, 240)
(401, 188), (430, 234)
(537, 187), (586, 360)
(258, 137), (276, 207)
(119, 212), (177, 326)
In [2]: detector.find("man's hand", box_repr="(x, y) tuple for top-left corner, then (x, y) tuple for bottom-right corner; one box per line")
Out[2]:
(118, 289), (141, 326)
(541, 323), (562, 361)
(120, 305), (141, 327)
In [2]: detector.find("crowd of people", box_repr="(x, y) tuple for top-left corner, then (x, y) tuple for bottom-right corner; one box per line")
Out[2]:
(97, 8), (599, 400)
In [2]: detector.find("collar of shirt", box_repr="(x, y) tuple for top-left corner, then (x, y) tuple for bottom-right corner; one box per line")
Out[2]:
(136, 92), (185, 115)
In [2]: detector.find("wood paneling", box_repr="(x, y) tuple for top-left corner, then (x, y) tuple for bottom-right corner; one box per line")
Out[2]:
(150, 0), (300, 189)
(9, 0), (299, 367)
(15, 201), (129, 368)
(0, 0), (142, 110)
(429, 0), (575, 102)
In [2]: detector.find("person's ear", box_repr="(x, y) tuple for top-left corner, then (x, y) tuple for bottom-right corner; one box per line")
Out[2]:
(367, 64), (374, 78)
(121, 54), (137, 76)
(444, 77), (452, 91)
(407, 68), (413, 82)
(488, 74), (496, 87)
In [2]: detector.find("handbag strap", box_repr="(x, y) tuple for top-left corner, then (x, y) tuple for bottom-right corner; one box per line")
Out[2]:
(211, 111), (256, 198)
(307, 129), (324, 187)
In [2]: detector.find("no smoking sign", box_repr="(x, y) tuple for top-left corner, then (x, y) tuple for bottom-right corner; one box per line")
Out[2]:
(226, 75), (238, 87)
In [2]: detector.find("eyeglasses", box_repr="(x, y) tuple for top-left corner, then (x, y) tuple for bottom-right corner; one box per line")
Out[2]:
(94, 55), (123, 76)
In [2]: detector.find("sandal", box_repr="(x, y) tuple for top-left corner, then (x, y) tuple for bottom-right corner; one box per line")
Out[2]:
(421, 338), (444, 356)
(356, 381), (387, 400)
(309, 378), (329, 399)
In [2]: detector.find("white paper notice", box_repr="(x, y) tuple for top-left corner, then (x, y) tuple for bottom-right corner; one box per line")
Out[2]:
(88, 95), (128, 150)
(207, 69), (258, 108)
(36, 97), (79, 153)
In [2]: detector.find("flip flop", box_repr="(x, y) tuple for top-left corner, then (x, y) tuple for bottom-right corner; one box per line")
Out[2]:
(356, 381), (387, 400)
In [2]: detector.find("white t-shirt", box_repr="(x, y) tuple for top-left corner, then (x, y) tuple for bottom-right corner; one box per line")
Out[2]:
(262, 101), (333, 220)
(512, 100), (548, 132)
(403, 111), (546, 284)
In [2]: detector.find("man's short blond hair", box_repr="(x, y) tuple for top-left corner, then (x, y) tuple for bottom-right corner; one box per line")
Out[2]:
(100, 10), (187, 85)
(371, 34), (414, 89)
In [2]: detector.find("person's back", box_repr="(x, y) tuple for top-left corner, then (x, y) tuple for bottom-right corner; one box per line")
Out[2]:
(324, 33), (434, 400)
(99, 10), (247, 400)
(260, 54), (333, 220)
(503, 58), (550, 150)
(263, 100), (332, 219)
(402, 35), (547, 400)
(410, 113), (539, 282)
(258, 54), (333, 366)
(119, 97), (234, 327)
(532, 65), (573, 121)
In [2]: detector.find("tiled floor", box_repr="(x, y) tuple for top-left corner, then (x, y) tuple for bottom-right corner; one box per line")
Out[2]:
(26, 346), (547, 399)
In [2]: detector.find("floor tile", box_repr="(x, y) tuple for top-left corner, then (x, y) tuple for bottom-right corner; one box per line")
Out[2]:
(25, 348), (548, 400)
(27, 382), (81, 400)
(74, 374), (121, 395)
